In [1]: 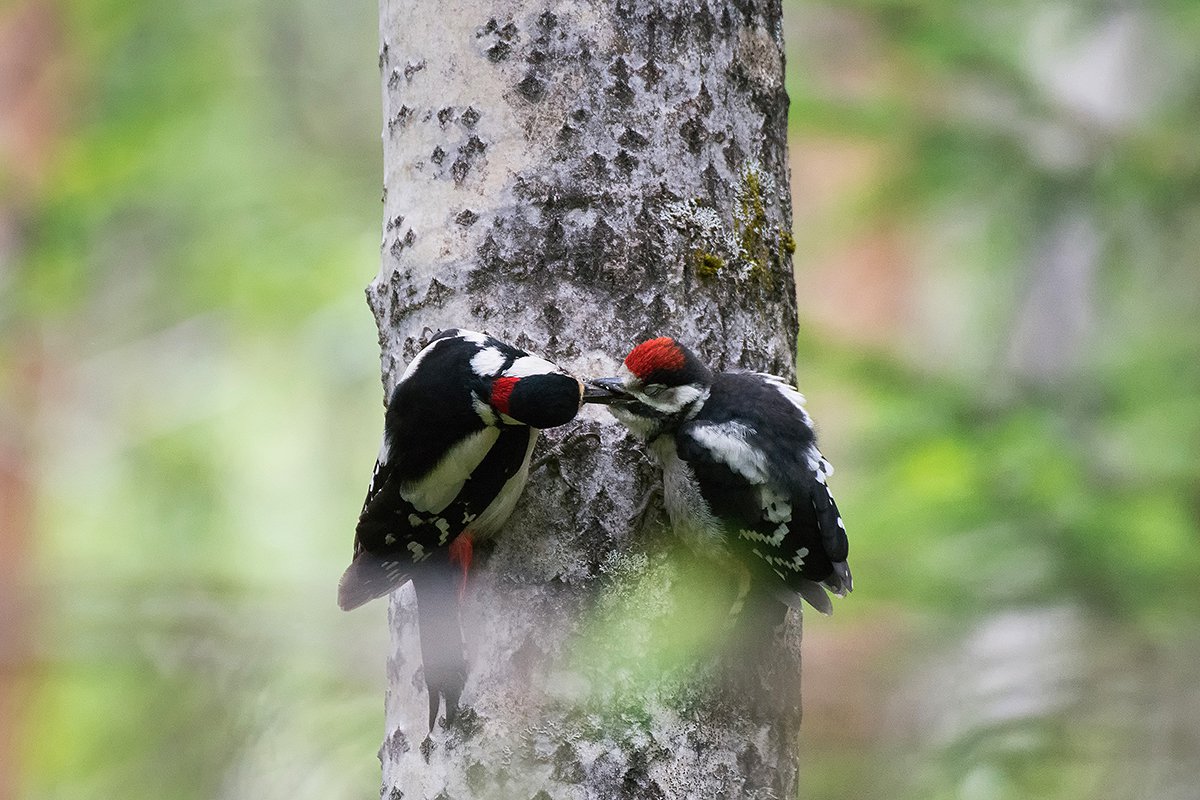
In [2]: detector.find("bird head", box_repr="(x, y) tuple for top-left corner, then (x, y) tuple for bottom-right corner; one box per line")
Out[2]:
(474, 353), (587, 429)
(588, 337), (713, 439)
(487, 374), (580, 429)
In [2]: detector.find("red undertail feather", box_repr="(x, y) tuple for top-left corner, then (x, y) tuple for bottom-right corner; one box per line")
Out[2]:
(449, 532), (474, 600)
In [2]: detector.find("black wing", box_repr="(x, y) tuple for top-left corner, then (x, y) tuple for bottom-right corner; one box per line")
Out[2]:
(339, 426), (533, 610)
(676, 372), (850, 600)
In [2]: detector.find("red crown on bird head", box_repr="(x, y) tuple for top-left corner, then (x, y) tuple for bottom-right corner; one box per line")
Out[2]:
(624, 337), (686, 380)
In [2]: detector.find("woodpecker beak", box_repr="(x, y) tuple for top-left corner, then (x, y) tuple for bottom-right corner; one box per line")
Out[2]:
(582, 377), (631, 405)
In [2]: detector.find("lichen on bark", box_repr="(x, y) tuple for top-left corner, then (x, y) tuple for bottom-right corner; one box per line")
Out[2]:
(369, 1), (803, 797)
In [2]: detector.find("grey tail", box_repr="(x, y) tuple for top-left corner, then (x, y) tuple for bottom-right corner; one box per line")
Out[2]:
(776, 562), (853, 616)
(774, 580), (834, 615)
(411, 566), (467, 731)
(797, 580), (835, 615)
(337, 552), (408, 611)
(824, 560), (853, 597)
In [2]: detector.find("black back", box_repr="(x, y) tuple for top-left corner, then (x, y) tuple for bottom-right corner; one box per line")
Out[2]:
(675, 372), (848, 588)
(353, 330), (535, 561)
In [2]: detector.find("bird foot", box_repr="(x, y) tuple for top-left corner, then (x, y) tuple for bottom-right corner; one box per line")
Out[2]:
(629, 483), (663, 531)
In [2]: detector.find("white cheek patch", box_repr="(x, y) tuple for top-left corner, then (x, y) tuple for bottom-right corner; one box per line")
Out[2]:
(377, 431), (391, 465)
(470, 347), (507, 377)
(505, 356), (559, 377)
(688, 421), (769, 483)
(638, 384), (707, 414)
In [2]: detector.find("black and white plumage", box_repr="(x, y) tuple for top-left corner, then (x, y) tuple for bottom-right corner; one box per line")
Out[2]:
(340, 328), (598, 728)
(592, 337), (852, 615)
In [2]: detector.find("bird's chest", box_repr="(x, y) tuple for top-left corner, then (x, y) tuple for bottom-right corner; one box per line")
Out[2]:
(650, 437), (725, 556)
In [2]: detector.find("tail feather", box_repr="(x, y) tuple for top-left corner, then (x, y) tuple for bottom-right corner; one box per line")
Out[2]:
(412, 566), (467, 731)
(337, 552), (407, 611)
(824, 560), (853, 597)
(796, 580), (834, 615)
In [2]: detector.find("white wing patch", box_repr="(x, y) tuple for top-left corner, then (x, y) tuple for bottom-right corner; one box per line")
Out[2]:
(399, 427), (500, 513)
(456, 330), (490, 346)
(760, 487), (793, 524)
(688, 421), (769, 484)
(470, 347), (507, 377)
(505, 356), (559, 377)
(739, 522), (789, 547)
(751, 545), (809, 573)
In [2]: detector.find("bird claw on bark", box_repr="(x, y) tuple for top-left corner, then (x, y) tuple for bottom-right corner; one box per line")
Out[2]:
(425, 664), (467, 732)
(629, 483), (664, 532)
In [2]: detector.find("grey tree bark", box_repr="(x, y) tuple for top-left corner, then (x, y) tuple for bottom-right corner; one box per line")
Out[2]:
(371, 1), (802, 797)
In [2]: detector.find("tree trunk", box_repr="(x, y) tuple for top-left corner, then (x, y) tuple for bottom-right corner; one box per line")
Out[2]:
(371, 0), (801, 797)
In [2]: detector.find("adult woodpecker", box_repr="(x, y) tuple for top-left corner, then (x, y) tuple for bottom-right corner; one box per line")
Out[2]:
(340, 328), (610, 729)
(591, 337), (852, 615)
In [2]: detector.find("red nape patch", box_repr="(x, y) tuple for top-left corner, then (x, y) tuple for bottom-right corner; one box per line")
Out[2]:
(490, 376), (519, 414)
(624, 337), (685, 379)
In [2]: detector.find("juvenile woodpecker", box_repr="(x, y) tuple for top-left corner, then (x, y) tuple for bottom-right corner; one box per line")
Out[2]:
(340, 328), (609, 728)
(591, 337), (852, 615)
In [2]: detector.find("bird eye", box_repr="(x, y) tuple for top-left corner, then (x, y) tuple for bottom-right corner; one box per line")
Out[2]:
(643, 384), (667, 398)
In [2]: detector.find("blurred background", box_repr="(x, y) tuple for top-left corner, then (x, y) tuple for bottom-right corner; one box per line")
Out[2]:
(1, 0), (1197, 798)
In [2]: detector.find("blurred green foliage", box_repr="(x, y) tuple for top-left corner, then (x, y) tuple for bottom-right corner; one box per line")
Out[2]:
(4, 1), (1198, 799)
(783, 3), (1200, 798)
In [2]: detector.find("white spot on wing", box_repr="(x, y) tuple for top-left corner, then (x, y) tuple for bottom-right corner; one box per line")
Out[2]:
(457, 330), (490, 345)
(688, 421), (769, 483)
(505, 356), (559, 377)
(806, 446), (835, 483)
(377, 432), (391, 465)
(761, 487), (792, 524)
(471, 347), (507, 377)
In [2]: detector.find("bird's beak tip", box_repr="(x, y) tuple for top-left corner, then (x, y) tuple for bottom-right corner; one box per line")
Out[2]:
(581, 377), (629, 405)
